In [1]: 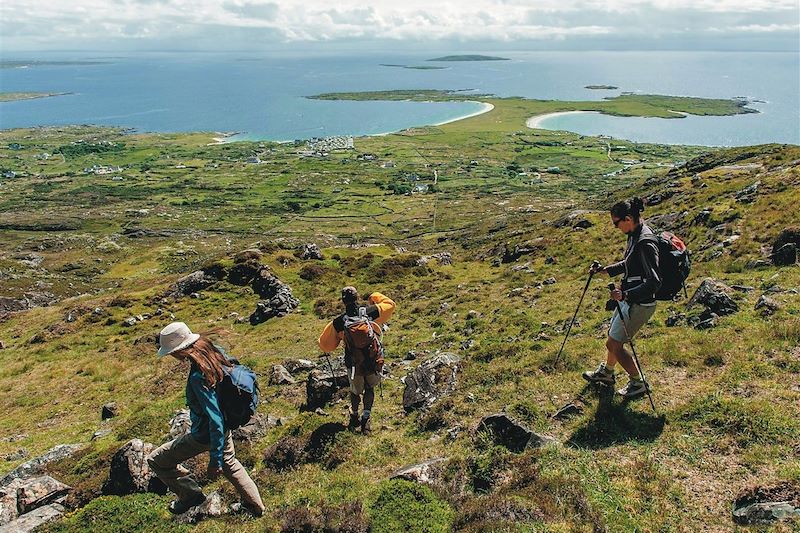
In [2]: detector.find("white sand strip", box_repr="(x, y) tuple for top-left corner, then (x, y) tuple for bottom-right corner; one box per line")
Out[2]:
(526, 110), (597, 129)
(434, 102), (495, 126)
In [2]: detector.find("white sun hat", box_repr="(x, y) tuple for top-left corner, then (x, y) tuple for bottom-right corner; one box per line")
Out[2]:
(157, 321), (201, 357)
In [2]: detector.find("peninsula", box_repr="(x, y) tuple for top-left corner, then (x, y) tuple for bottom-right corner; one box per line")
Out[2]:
(0, 91), (72, 102)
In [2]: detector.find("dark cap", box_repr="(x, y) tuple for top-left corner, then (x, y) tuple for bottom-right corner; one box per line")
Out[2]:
(341, 286), (358, 303)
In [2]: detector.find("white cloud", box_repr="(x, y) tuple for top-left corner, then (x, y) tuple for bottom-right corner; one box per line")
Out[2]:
(0, 0), (797, 50)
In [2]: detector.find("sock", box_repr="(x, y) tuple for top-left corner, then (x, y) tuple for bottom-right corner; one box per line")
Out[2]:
(605, 362), (616, 372)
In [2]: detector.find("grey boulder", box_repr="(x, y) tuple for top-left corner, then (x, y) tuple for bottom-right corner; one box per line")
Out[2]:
(477, 413), (557, 453)
(402, 352), (461, 413)
(103, 439), (167, 496)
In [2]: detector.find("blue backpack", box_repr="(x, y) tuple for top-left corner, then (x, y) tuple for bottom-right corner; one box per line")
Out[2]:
(217, 359), (259, 430)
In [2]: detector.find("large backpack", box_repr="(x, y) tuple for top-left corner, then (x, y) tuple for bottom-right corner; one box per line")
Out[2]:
(342, 307), (385, 374)
(216, 359), (259, 430)
(641, 231), (691, 301)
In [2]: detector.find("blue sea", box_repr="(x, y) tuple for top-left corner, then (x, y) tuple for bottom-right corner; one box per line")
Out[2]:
(0, 50), (798, 146)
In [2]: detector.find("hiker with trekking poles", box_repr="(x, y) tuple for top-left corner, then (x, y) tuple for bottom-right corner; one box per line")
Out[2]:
(147, 322), (264, 517)
(318, 287), (396, 435)
(575, 197), (689, 406)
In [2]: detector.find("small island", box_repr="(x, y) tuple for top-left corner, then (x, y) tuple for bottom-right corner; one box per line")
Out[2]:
(0, 92), (72, 102)
(585, 85), (619, 90)
(380, 64), (448, 70)
(427, 55), (510, 62)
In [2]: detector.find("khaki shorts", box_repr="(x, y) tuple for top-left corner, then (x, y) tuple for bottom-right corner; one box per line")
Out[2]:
(609, 301), (656, 343)
(348, 372), (381, 395)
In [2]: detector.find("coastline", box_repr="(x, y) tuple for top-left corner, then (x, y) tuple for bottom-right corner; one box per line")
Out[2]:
(209, 101), (496, 144)
(433, 102), (494, 126)
(526, 110), (597, 129)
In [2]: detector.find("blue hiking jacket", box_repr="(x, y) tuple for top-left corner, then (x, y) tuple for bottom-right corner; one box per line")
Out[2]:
(186, 363), (226, 467)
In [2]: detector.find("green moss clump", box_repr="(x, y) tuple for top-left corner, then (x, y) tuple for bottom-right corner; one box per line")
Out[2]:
(42, 493), (189, 533)
(368, 479), (454, 533)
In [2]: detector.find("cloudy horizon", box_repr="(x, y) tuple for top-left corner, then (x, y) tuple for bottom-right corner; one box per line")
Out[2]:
(1, 0), (798, 53)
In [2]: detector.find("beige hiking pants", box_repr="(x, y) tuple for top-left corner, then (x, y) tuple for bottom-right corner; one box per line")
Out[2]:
(147, 432), (264, 514)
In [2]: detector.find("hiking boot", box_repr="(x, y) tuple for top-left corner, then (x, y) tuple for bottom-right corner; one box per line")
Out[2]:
(360, 416), (372, 435)
(617, 378), (650, 399)
(231, 502), (264, 518)
(168, 492), (206, 514)
(582, 362), (616, 386)
(348, 413), (360, 431)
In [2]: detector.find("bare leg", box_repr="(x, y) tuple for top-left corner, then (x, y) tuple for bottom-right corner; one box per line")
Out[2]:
(606, 337), (640, 379)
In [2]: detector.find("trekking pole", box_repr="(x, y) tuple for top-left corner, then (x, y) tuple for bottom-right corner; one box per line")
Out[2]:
(553, 260), (601, 368)
(322, 352), (337, 382)
(607, 282), (657, 413)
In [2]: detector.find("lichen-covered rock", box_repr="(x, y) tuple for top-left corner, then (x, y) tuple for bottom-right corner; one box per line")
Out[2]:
(269, 365), (296, 385)
(176, 491), (226, 524)
(232, 413), (283, 443)
(755, 295), (781, 316)
(1, 503), (65, 532)
(733, 481), (800, 525)
(390, 458), (449, 485)
(306, 357), (349, 409)
(168, 271), (216, 297)
(402, 352), (461, 413)
(297, 243), (323, 260)
(0, 444), (83, 487)
(249, 275), (299, 325)
(103, 439), (167, 496)
(688, 278), (739, 316)
(0, 476), (70, 526)
(168, 409), (192, 440)
(283, 359), (317, 374)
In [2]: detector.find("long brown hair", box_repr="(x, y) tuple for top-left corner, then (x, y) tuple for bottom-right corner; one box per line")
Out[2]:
(175, 336), (233, 388)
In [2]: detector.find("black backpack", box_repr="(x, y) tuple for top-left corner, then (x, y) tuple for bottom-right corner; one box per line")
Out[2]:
(216, 359), (260, 430)
(641, 231), (691, 300)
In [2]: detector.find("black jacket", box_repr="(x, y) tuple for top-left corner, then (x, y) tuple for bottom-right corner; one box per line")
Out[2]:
(605, 223), (661, 304)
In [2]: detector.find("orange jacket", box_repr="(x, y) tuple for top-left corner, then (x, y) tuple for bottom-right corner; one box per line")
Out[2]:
(318, 292), (396, 353)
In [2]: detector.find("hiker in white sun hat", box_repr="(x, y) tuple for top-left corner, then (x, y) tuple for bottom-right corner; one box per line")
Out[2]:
(156, 322), (200, 357)
(147, 322), (265, 517)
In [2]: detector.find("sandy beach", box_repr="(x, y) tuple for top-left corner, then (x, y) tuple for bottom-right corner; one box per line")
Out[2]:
(526, 110), (597, 129)
(434, 102), (495, 126)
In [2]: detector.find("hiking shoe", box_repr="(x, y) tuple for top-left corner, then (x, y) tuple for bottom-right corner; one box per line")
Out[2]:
(582, 362), (616, 386)
(348, 414), (360, 431)
(168, 493), (206, 515)
(617, 378), (650, 399)
(360, 416), (372, 435)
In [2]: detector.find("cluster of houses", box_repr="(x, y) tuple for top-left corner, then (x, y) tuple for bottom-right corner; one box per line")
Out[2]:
(83, 164), (122, 175)
(307, 135), (354, 152)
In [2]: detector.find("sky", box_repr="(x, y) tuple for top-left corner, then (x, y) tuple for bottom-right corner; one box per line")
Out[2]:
(1, 0), (798, 52)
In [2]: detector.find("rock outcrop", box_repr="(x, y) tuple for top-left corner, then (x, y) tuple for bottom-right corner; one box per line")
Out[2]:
(476, 413), (557, 452)
(297, 243), (323, 260)
(1, 476), (71, 529)
(0, 445), (83, 487)
(390, 458), (449, 486)
(402, 352), (461, 413)
(688, 278), (739, 316)
(269, 365), (296, 385)
(306, 357), (349, 409)
(103, 439), (167, 496)
(249, 272), (299, 325)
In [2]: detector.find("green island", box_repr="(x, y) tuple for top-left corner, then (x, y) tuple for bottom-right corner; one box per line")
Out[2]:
(585, 85), (619, 90)
(0, 88), (797, 532)
(0, 92), (72, 102)
(427, 54), (510, 61)
(309, 89), (757, 119)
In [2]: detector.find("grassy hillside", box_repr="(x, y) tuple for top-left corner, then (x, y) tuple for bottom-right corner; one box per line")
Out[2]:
(0, 102), (798, 532)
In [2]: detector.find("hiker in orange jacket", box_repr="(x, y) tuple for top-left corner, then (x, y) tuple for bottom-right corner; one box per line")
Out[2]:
(318, 287), (396, 434)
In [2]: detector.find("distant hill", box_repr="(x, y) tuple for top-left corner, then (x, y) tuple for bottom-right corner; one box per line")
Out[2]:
(427, 54), (510, 61)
